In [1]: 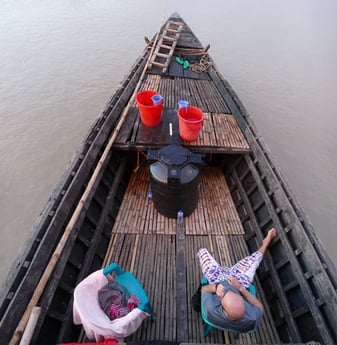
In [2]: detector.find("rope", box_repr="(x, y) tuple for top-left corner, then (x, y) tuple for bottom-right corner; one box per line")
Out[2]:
(189, 54), (212, 73)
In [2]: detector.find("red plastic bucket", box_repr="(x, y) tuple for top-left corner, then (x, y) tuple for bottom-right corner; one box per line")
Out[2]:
(136, 90), (163, 127)
(178, 106), (204, 141)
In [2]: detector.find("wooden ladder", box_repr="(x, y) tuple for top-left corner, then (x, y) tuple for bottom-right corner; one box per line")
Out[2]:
(148, 20), (183, 73)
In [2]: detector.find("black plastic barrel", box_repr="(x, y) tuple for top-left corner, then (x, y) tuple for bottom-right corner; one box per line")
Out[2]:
(147, 144), (203, 218)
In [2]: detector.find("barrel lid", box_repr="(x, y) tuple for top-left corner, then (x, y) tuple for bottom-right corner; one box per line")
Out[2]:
(147, 143), (204, 167)
(159, 144), (190, 166)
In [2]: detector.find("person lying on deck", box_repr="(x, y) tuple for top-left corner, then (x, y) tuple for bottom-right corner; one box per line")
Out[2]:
(197, 228), (277, 333)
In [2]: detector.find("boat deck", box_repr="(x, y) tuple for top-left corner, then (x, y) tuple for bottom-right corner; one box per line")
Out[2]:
(112, 68), (251, 154)
(107, 16), (251, 154)
(104, 18), (270, 344)
(102, 166), (280, 344)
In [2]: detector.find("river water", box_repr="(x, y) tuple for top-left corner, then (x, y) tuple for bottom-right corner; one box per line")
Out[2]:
(1, 0), (337, 283)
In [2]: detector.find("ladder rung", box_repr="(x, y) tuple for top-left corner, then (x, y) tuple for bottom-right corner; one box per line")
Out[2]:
(151, 61), (166, 68)
(162, 35), (176, 41)
(151, 53), (172, 63)
(166, 28), (180, 34)
(159, 44), (173, 50)
(167, 20), (183, 27)
(156, 53), (169, 58)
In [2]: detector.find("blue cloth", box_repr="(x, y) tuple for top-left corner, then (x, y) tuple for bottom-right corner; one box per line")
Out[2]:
(202, 280), (263, 332)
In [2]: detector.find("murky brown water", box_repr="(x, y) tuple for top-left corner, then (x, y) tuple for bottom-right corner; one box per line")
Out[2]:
(1, 0), (337, 282)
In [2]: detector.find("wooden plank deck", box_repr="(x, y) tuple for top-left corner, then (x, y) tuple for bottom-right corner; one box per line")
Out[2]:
(103, 166), (280, 344)
(113, 74), (250, 153)
(112, 166), (244, 236)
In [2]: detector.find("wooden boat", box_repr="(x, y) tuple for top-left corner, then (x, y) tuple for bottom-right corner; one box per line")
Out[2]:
(1, 13), (336, 345)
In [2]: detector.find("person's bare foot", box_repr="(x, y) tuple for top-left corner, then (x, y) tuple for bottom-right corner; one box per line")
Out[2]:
(266, 228), (277, 241)
(259, 228), (277, 254)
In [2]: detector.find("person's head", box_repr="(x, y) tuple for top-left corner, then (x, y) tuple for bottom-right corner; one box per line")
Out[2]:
(221, 291), (245, 320)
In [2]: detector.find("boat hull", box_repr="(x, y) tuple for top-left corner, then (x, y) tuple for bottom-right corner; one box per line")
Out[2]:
(1, 13), (336, 345)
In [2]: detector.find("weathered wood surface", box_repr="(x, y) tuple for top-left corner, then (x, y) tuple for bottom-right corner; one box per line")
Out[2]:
(113, 74), (250, 153)
(112, 166), (244, 236)
(104, 166), (280, 344)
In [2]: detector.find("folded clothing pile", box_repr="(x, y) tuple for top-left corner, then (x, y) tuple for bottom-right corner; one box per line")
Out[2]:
(98, 281), (140, 320)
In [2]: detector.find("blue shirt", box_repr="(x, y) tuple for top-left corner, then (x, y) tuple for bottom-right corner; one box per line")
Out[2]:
(202, 280), (263, 332)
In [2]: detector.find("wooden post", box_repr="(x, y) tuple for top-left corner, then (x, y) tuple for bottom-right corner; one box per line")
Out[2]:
(18, 307), (41, 345)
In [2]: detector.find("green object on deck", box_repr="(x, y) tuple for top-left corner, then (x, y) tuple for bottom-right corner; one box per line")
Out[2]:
(176, 56), (189, 69)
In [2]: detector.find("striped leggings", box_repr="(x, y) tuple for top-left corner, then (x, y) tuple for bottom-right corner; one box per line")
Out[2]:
(197, 248), (263, 289)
